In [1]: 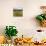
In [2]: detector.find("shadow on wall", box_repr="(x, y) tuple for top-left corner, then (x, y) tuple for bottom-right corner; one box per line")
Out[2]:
(30, 16), (40, 27)
(0, 26), (5, 35)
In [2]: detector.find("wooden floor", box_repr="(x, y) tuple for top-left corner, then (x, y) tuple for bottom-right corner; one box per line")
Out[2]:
(14, 43), (46, 46)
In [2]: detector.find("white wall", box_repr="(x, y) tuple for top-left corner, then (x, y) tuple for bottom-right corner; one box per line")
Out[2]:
(0, 0), (46, 39)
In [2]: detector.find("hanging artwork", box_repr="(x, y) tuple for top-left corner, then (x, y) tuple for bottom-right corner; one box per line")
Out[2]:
(13, 9), (23, 17)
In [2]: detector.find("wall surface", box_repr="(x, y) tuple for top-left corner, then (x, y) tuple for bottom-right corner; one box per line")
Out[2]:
(0, 0), (46, 41)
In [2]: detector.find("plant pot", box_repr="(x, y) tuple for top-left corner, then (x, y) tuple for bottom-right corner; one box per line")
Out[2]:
(6, 37), (12, 44)
(7, 39), (12, 44)
(40, 20), (46, 27)
(11, 36), (17, 44)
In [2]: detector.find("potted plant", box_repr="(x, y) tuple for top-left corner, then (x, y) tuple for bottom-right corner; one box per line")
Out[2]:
(36, 14), (46, 27)
(36, 6), (46, 27)
(5, 26), (18, 43)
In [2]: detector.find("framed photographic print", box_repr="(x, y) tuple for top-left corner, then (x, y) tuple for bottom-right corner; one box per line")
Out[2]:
(13, 9), (23, 17)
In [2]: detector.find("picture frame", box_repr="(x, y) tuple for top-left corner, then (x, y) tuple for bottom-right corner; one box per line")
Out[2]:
(13, 9), (23, 17)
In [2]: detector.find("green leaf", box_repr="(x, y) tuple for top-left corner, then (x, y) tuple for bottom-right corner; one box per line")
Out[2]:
(44, 15), (46, 20)
(36, 15), (44, 21)
(5, 26), (18, 39)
